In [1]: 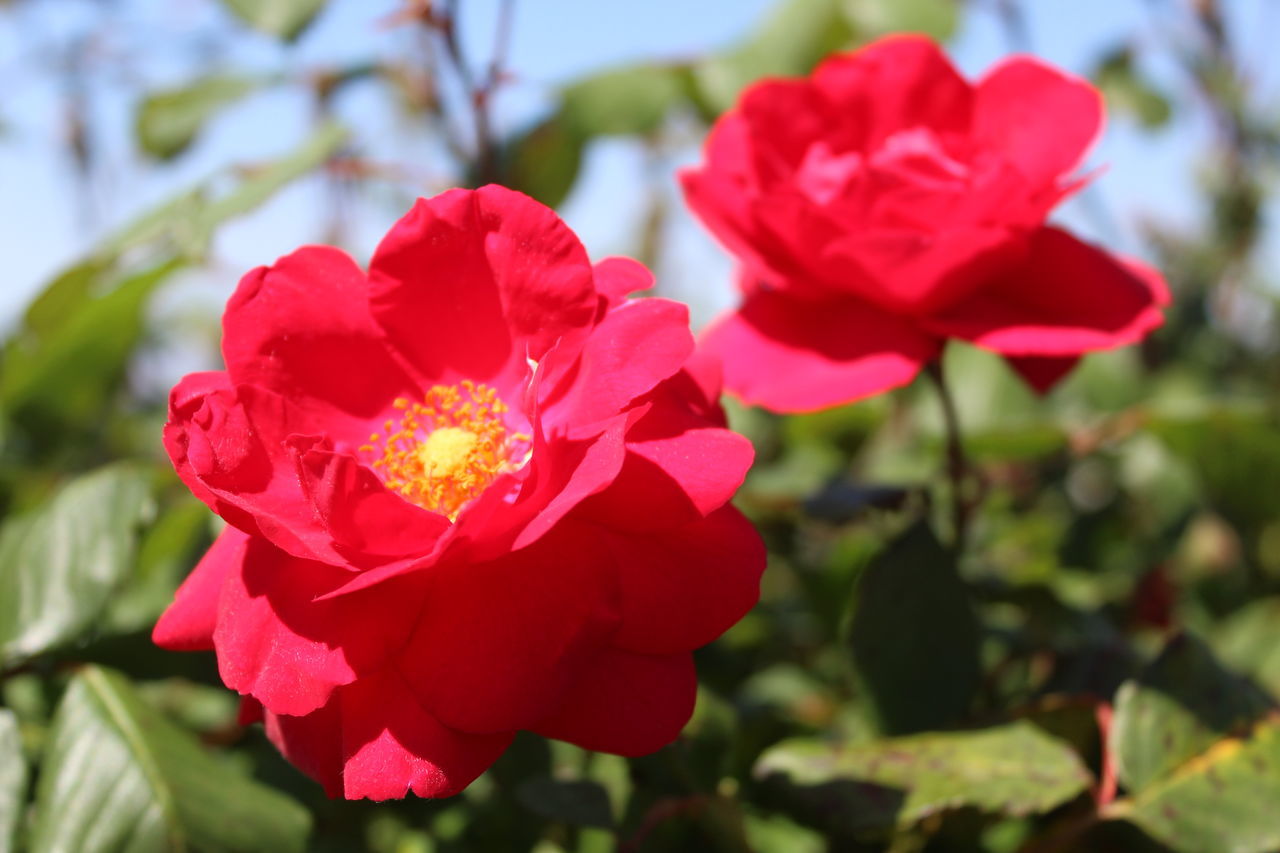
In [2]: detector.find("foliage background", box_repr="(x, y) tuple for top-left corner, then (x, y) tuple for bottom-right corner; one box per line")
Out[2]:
(2, 0), (1280, 851)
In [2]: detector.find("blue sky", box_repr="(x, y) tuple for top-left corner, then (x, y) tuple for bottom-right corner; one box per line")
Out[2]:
(0, 0), (1274, 333)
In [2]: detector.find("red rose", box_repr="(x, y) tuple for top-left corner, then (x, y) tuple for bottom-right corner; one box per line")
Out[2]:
(681, 35), (1169, 412)
(153, 186), (762, 800)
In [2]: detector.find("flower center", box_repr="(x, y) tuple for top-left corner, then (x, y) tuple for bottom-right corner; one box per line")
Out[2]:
(361, 381), (527, 519)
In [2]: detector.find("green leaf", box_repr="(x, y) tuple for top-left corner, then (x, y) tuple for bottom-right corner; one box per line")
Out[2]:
(106, 121), (347, 262)
(515, 778), (614, 829)
(757, 720), (1093, 828)
(29, 666), (310, 853)
(194, 120), (348, 232)
(1151, 408), (1280, 537)
(1110, 631), (1275, 793)
(136, 76), (267, 160)
(1, 259), (183, 430)
(103, 498), (211, 636)
(1215, 598), (1280, 700)
(502, 117), (584, 209)
(0, 710), (27, 853)
(18, 258), (113, 340)
(1109, 719), (1280, 853)
(1094, 46), (1172, 130)
(0, 466), (151, 669)
(841, 0), (958, 41)
(846, 521), (981, 734)
(218, 0), (327, 41)
(560, 65), (685, 137)
(692, 0), (855, 115)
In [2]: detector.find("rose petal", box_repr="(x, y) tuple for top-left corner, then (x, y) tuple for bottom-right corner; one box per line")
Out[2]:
(811, 35), (972, 148)
(341, 668), (513, 801)
(263, 698), (344, 798)
(395, 521), (619, 734)
(924, 227), (1169, 356)
(974, 56), (1103, 186)
(701, 288), (940, 413)
(368, 185), (598, 395)
(214, 536), (429, 716)
(531, 647), (696, 757)
(606, 506), (764, 655)
(153, 525), (243, 651)
(578, 386), (753, 531)
(165, 378), (446, 568)
(593, 256), (654, 305)
(222, 246), (417, 438)
(548, 298), (694, 428)
(1005, 355), (1081, 394)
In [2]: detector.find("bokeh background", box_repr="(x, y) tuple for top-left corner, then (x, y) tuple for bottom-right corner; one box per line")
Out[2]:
(3, 1), (1280, 851)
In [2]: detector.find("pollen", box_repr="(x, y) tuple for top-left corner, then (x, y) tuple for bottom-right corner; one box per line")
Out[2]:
(364, 381), (528, 519)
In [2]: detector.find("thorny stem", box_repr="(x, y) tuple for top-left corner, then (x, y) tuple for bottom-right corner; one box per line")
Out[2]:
(924, 360), (972, 554)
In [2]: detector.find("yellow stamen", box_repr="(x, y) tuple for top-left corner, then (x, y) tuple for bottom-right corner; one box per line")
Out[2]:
(363, 383), (527, 519)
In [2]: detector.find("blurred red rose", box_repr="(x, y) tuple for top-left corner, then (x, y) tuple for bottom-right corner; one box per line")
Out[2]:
(681, 35), (1169, 412)
(153, 185), (762, 800)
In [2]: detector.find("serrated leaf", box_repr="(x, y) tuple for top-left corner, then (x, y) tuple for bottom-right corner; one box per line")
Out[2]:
(560, 64), (685, 137)
(515, 778), (613, 828)
(1110, 719), (1280, 853)
(757, 720), (1093, 828)
(846, 521), (981, 734)
(0, 710), (26, 853)
(218, 0), (326, 41)
(29, 667), (310, 853)
(136, 76), (266, 160)
(1110, 631), (1274, 793)
(0, 466), (151, 669)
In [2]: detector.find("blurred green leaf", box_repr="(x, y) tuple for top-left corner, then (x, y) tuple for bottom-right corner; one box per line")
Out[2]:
(136, 76), (267, 160)
(218, 0), (326, 41)
(1094, 46), (1173, 130)
(841, 0), (958, 40)
(1, 259), (182, 430)
(1215, 598), (1280, 699)
(1109, 719), (1280, 853)
(29, 666), (310, 853)
(197, 120), (348, 230)
(1110, 631), (1274, 794)
(757, 720), (1092, 827)
(561, 64), (685, 137)
(692, 0), (855, 115)
(0, 465), (151, 670)
(106, 121), (347, 262)
(744, 813), (825, 853)
(0, 710), (26, 853)
(502, 117), (584, 209)
(18, 258), (113, 340)
(1151, 408), (1280, 537)
(515, 778), (613, 828)
(103, 498), (211, 636)
(846, 521), (981, 734)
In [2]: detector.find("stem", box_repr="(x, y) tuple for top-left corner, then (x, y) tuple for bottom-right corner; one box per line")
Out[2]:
(924, 360), (971, 553)
(435, 0), (514, 185)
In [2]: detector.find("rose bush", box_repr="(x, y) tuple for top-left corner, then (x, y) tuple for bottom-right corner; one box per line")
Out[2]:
(682, 35), (1170, 412)
(152, 185), (763, 800)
